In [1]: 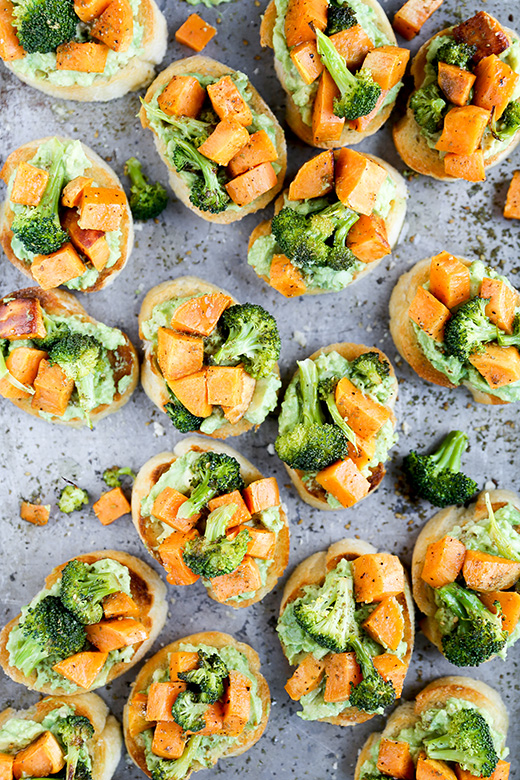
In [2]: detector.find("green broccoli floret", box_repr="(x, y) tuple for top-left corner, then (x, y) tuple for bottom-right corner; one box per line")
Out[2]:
(177, 452), (244, 520)
(125, 157), (168, 221)
(171, 691), (208, 733)
(326, 0), (357, 35)
(59, 559), (121, 624)
(58, 484), (89, 514)
(275, 358), (349, 471)
(171, 137), (230, 214)
(182, 505), (250, 578)
(425, 708), (499, 777)
(11, 139), (68, 255)
(102, 466), (136, 488)
(403, 430), (477, 508)
(48, 333), (102, 380)
(348, 640), (396, 714)
(443, 297), (498, 362)
(54, 714), (94, 780)
(32, 319), (70, 351)
(349, 351), (390, 387)
(178, 648), (229, 703)
(434, 40), (476, 69)
(494, 100), (520, 141)
(212, 303), (281, 379)
(497, 312), (520, 347)
(318, 376), (356, 445)
(73, 764), (93, 780)
(141, 101), (211, 144)
(293, 569), (356, 652)
(164, 391), (204, 433)
(409, 83), (447, 134)
(315, 28), (382, 119)
(150, 735), (203, 780)
(12, 596), (86, 676)
(13, 0), (78, 53)
(436, 582), (508, 667)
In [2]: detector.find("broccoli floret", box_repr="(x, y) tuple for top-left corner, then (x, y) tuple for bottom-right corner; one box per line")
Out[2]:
(436, 582), (508, 667)
(13, 0), (78, 53)
(349, 351), (390, 387)
(11, 139), (68, 255)
(443, 297), (498, 362)
(59, 559), (121, 624)
(125, 157), (168, 221)
(102, 466), (136, 488)
(425, 708), (499, 777)
(33, 320), (70, 351)
(494, 100), (520, 141)
(171, 690), (208, 733)
(409, 83), (447, 134)
(275, 358), (349, 471)
(58, 484), (89, 514)
(212, 303), (281, 379)
(497, 312), (520, 347)
(434, 40), (476, 69)
(348, 640), (396, 714)
(182, 504), (250, 578)
(73, 763), (93, 780)
(141, 101), (212, 144)
(48, 333), (102, 380)
(178, 649), (229, 703)
(12, 596), (86, 676)
(54, 715), (94, 780)
(403, 430), (477, 508)
(293, 569), (356, 652)
(177, 452), (244, 520)
(326, 0), (357, 35)
(318, 376), (356, 446)
(171, 137), (229, 214)
(164, 391), (204, 433)
(315, 28), (382, 119)
(150, 735), (203, 780)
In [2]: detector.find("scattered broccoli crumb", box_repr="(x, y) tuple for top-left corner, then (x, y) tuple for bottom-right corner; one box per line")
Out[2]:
(58, 484), (89, 514)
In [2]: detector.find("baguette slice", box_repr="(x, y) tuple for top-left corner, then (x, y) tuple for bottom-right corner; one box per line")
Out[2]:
(279, 538), (415, 725)
(0, 550), (167, 695)
(0, 136), (133, 292)
(140, 55), (287, 223)
(0, 692), (122, 780)
(131, 436), (290, 608)
(124, 631), (270, 779)
(1, 0), (167, 102)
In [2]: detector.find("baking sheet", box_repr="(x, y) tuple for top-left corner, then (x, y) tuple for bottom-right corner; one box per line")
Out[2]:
(1, 0), (519, 777)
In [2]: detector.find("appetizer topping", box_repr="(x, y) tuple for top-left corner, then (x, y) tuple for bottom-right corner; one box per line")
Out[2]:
(125, 157), (168, 221)
(12, 0), (79, 54)
(20, 500), (50, 526)
(58, 484), (89, 514)
(93, 486), (131, 524)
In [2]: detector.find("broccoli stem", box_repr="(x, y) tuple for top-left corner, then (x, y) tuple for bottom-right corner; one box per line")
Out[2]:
(37, 147), (66, 221)
(125, 157), (148, 190)
(177, 472), (213, 520)
(315, 28), (358, 95)
(430, 430), (468, 472)
(437, 582), (491, 621)
(298, 359), (325, 427)
(204, 505), (237, 541)
(12, 638), (48, 677)
(170, 736), (203, 780)
(141, 101), (210, 140)
(322, 388), (356, 446)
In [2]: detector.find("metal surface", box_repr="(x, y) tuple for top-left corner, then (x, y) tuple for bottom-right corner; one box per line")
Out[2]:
(1, 0), (519, 777)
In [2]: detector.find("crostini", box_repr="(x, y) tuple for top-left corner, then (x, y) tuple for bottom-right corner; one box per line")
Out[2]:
(131, 437), (289, 607)
(277, 538), (414, 724)
(355, 676), (510, 780)
(0, 692), (122, 780)
(248, 148), (407, 297)
(124, 631), (270, 780)
(0, 136), (134, 292)
(393, 11), (520, 181)
(389, 253), (520, 404)
(0, 550), (167, 695)
(140, 55), (287, 222)
(275, 344), (397, 508)
(0, 0), (167, 102)
(412, 488), (520, 667)
(0, 287), (138, 427)
(260, 0), (409, 148)
(139, 276), (281, 438)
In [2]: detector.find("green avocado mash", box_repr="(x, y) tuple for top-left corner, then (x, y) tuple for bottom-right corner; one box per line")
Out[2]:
(0, 705), (74, 754)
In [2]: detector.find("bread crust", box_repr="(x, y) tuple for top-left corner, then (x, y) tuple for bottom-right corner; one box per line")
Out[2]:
(0, 550), (167, 695)
(0, 692), (122, 780)
(138, 276), (280, 439)
(0, 287), (139, 427)
(131, 436), (290, 608)
(260, 0), (397, 148)
(140, 56), (287, 223)
(389, 256), (512, 405)
(123, 631), (271, 779)
(0, 136), (134, 292)
(280, 343), (397, 509)
(355, 676), (509, 779)
(393, 24), (520, 179)
(411, 488), (520, 656)
(2, 0), (167, 102)
(248, 153), (407, 295)
(279, 538), (415, 725)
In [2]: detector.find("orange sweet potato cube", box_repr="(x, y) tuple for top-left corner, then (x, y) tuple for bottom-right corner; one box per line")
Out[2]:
(312, 70), (345, 145)
(198, 118), (249, 166)
(152, 487), (199, 533)
(86, 618), (148, 652)
(443, 150), (486, 182)
(209, 556), (262, 602)
(233, 526), (276, 559)
(127, 692), (152, 737)
(362, 45), (410, 90)
(222, 670), (251, 736)
(504, 171), (520, 220)
(157, 327), (204, 382)
(56, 40), (109, 72)
(228, 130), (279, 178)
(421, 535), (466, 589)
(151, 722), (186, 759)
(208, 489), (251, 525)
(170, 293), (232, 336)
(269, 255), (307, 298)
(285, 655), (326, 700)
(437, 62), (475, 106)
(146, 682), (186, 722)
(31, 359), (74, 416)
(335, 376), (392, 439)
(480, 277), (518, 333)
(284, 0), (327, 47)
(0, 347), (47, 401)
(335, 148), (388, 216)
(12, 732), (64, 780)
(52, 650), (108, 689)
(206, 365), (244, 407)
(93, 487), (131, 525)
(408, 286), (451, 341)
(207, 75), (253, 126)
(393, 0), (444, 40)
(377, 739), (415, 780)
(463, 549), (520, 591)
(352, 553), (405, 602)
(157, 75), (206, 118)
(0, 0), (25, 61)
(347, 436), (376, 471)
(175, 13), (216, 52)
(62, 208), (110, 272)
(429, 251), (471, 309)
(372, 653), (407, 697)
(0, 753), (13, 780)
(74, 0), (112, 22)
(90, 0), (133, 52)
(79, 186), (125, 231)
(61, 176), (94, 208)
(10, 162), (49, 206)
(417, 754), (457, 780)
(20, 501), (50, 526)
(168, 370), (212, 418)
(330, 24), (374, 69)
(435, 106), (491, 156)
(158, 529), (200, 586)
(316, 458), (371, 507)
(479, 591), (520, 635)
(362, 595), (405, 651)
(222, 371), (256, 424)
(290, 40), (324, 85)
(225, 162), (277, 207)
(103, 591), (140, 618)
(473, 55), (519, 121)
(169, 651), (199, 681)
(469, 344), (520, 388)
(243, 477), (280, 513)
(453, 12), (509, 62)
(31, 243), (86, 290)
(0, 297), (46, 340)
(346, 214), (391, 263)
(324, 652), (361, 702)
(288, 150), (335, 201)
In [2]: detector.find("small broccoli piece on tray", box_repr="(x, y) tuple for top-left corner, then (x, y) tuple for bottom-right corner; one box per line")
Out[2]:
(58, 485), (89, 514)
(125, 157), (168, 221)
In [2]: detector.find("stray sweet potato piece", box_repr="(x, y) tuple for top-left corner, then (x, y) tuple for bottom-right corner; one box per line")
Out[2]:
(151, 722), (186, 759)
(316, 459), (371, 507)
(206, 365), (245, 407)
(469, 344), (520, 389)
(225, 162), (277, 207)
(61, 207), (110, 272)
(330, 24), (374, 69)
(346, 214), (391, 263)
(284, 0), (327, 48)
(222, 371), (256, 424)
(372, 653), (407, 697)
(288, 150), (334, 201)
(290, 40), (324, 85)
(453, 12), (510, 63)
(479, 277), (518, 333)
(222, 670), (251, 735)
(158, 75), (206, 118)
(157, 327), (204, 383)
(74, 0), (111, 22)
(324, 652), (361, 702)
(86, 618), (148, 652)
(228, 131), (278, 178)
(147, 682), (186, 722)
(444, 150), (486, 182)
(53, 651), (108, 689)
(463, 548), (520, 591)
(312, 70), (345, 145)
(208, 489), (251, 525)
(90, 0), (133, 52)
(158, 529), (200, 586)
(20, 501), (50, 526)
(93, 487), (131, 525)
(429, 251), (471, 309)
(103, 591), (140, 619)
(269, 254), (307, 297)
(198, 118), (249, 166)
(79, 186), (125, 231)
(61, 176), (94, 208)
(0, 297), (46, 340)
(0, 753), (13, 779)
(417, 753), (457, 780)
(127, 693), (151, 737)
(335, 148), (387, 216)
(169, 651), (199, 681)
(209, 556), (262, 602)
(408, 286), (451, 341)
(504, 171), (520, 220)
(0, 0), (25, 61)
(31, 243), (86, 290)
(421, 536), (466, 589)
(56, 40), (109, 72)
(362, 46), (410, 90)
(377, 739), (415, 780)
(285, 654), (326, 700)
(362, 596), (405, 651)
(171, 293), (232, 336)
(207, 75), (253, 126)
(335, 376), (392, 438)
(473, 55), (519, 121)
(243, 477), (280, 513)
(0, 347), (47, 401)
(352, 553), (405, 602)
(175, 13), (216, 52)
(10, 162), (49, 206)
(12, 732), (64, 780)
(152, 487), (199, 533)
(435, 106), (491, 156)
(31, 359), (74, 416)
(393, 0), (444, 41)
(479, 591), (520, 634)
(437, 62), (475, 106)
(168, 370), (212, 418)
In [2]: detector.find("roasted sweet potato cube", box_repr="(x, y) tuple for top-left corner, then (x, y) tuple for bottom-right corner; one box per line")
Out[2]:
(346, 214), (391, 263)
(290, 40), (324, 85)
(284, 0), (327, 48)
(157, 327), (204, 382)
(463, 548), (520, 591)
(228, 130), (278, 178)
(208, 489), (251, 525)
(479, 591), (520, 634)
(408, 286), (451, 341)
(504, 171), (520, 220)
(429, 251), (471, 309)
(238, 526), (276, 559)
(222, 670), (251, 735)
(169, 651), (199, 681)
(93, 487), (131, 525)
(74, 0), (111, 22)
(352, 553), (405, 602)
(312, 70), (345, 145)
(330, 24), (373, 69)
(362, 45), (410, 90)
(372, 653), (407, 697)
(421, 536), (466, 589)
(12, 732), (64, 779)
(206, 365), (244, 407)
(103, 591), (140, 619)
(480, 277), (518, 333)
(377, 739), (415, 780)
(417, 753), (457, 780)
(175, 13), (216, 52)
(222, 371), (256, 424)
(0, 347), (46, 401)
(196, 702), (224, 736)
(362, 596), (405, 651)
(168, 370), (212, 418)
(473, 55), (519, 120)
(31, 359), (74, 416)
(335, 148), (388, 216)
(170, 293), (232, 336)
(335, 376), (392, 438)
(347, 436), (376, 470)
(393, 0), (444, 41)
(444, 150), (486, 182)
(151, 722), (186, 759)
(209, 556), (262, 602)
(10, 162), (49, 206)
(226, 162), (277, 207)
(62, 207), (110, 272)
(90, 0), (133, 52)
(79, 186), (125, 231)
(53, 650), (108, 689)
(0, 753), (13, 780)
(0, 0), (25, 61)
(316, 458), (371, 507)
(243, 477), (280, 513)
(158, 529), (200, 585)
(20, 501), (50, 526)
(157, 75), (206, 118)
(285, 655), (325, 700)
(0, 297), (46, 340)
(269, 254), (307, 298)
(435, 106), (491, 156)
(56, 40), (109, 72)
(323, 652), (361, 702)
(207, 75), (253, 126)
(437, 62), (475, 106)
(127, 692), (152, 737)
(453, 11), (510, 63)
(456, 760), (510, 780)
(469, 344), (520, 388)
(147, 682), (186, 722)
(31, 243), (86, 290)
(152, 487), (199, 533)
(61, 176), (94, 208)
(86, 618), (148, 652)
(198, 118), (250, 166)
(288, 150), (334, 201)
